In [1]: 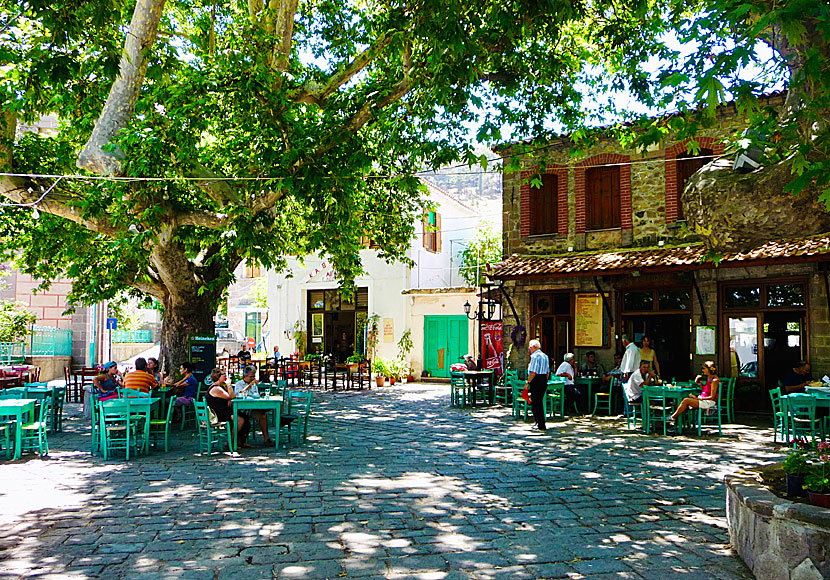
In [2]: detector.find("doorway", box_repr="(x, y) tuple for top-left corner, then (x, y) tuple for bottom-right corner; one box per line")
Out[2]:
(423, 315), (469, 378)
(621, 315), (692, 381)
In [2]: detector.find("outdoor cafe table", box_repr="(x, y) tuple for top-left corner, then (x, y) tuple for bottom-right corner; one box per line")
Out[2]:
(231, 396), (283, 452)
(575, 376), (602, 412)
(101, 396), (160, 454)
(0, 398), (35, 459)
(641, 384), (696, 434)
(463, 370), (495, 406)
(782, 389), (830, 442)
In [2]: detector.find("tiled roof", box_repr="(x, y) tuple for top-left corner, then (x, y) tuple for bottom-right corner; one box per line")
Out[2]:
(488, 234), (830, 279)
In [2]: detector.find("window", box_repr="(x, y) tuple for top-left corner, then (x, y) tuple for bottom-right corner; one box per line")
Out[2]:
(623, 292), (654, 312)
(529, 174), (558, 235)
(622, 289), (691, 313)
(423, 210), (441, 253)
(585, 165), (620, 230)
(724, 286), (761, 309)
(676, 149), (713, 220)
(245, 261), (261, 278)
(767, 284), (805, 307)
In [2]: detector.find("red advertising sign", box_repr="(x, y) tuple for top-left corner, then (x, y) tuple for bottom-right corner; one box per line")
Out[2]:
(481, 321), (503, 378)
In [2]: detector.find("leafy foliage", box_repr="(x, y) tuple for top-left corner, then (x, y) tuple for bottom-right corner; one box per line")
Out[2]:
(0, 300), (37, 343)
(459, 223), (502, 286)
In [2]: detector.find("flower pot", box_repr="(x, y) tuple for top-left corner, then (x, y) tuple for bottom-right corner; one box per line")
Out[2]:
(389, 377), (396, 385)
(375, 376), (385, 388)
(808, 492), (830, 508)
(786, 473), (807, 497)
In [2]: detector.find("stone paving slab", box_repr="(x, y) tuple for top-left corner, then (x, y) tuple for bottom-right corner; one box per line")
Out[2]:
(0, 382), (776, 579)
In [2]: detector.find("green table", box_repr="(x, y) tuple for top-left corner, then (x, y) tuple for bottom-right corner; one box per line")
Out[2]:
(783, 391), (830, 443)
(232, 396), (282, 451)
(0, 398), (35, 459)
(642, 385), (695, 434)
(463, 370), (495, 406)
(575, 377), (602, 413)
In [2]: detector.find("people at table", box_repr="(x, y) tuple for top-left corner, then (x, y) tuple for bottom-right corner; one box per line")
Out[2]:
(93, 361), (122, 401)
(604, 352), (624, 384)
(204, 368), (250, 450)
(172, 362), (199, 423)
(623, 360), (651, 406)
(639, 335), (661, 379)
(579, 351), (605, 378)
(670, 361), (720, 427)
(123, 357), (158, 393)
(620, 335), (641, 382)
(270, 345), (282, 362)
(146, 357), (165, 384)
(781, 360), (813, 394)
(234, 365), (276, 447)
(556, 352), (580, 414)
(524, 339), (550, 431)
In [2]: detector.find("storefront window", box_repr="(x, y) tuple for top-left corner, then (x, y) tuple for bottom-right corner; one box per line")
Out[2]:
(728, 317), (758, 378)
(767, 284), (805, 307)
(725, 286), (760, 308)
(658, 290), (691, 311)
(624, 292), (654, 311)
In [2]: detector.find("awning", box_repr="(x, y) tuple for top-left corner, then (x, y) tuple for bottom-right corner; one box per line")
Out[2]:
(488, 234), (830, 280)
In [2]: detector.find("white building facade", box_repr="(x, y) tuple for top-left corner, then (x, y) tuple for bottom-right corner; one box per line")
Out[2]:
(262, 180), (488, 377)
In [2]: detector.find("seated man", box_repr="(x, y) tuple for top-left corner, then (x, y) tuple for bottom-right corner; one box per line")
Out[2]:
(172, 362), (199, 422)
(579, 351), (605, 378)
(556, 352), (580, 414)
(623, 360), (651, 412)
(123, 357), (158, 393)
(603, 352), (623, 384)
(782, 360), (812, 394)
(234, 365), (276, 447)
(237, 344), (252, 363)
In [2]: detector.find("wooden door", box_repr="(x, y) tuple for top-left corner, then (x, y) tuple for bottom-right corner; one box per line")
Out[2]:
(424, 316), (469, 378)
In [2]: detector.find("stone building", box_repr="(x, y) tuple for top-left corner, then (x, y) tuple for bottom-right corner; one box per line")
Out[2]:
(489, 92), (829, 413)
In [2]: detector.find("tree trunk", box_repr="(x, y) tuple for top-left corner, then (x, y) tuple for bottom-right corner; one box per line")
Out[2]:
(158, 296), (216, 377)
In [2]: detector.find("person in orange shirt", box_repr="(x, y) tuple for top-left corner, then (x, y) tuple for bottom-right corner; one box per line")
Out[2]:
(124, 357), (159, 393)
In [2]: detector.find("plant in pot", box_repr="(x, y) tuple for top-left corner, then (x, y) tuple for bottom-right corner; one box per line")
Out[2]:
(782, 439), (812, 497)
(805, 443), (830, 508)
(396, 329), (415, 381)
(372, 357), (389, 387)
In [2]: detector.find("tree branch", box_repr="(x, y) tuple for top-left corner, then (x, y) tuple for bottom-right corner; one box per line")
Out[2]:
(77, 0), (167, 175)
(190, 164), (246, 207)
(176, 209), (231, 229)
(265, 0), (299, 86)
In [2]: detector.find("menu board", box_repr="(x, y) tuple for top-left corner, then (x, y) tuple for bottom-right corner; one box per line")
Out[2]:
(383, 318), (394, 343)
(695, 326), (716, 355)
(575, 293), (605, 347)
(188, 335), (217, 384)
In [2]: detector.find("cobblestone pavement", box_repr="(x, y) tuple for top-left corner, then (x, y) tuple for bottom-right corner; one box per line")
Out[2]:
(0, 382), (780, 580)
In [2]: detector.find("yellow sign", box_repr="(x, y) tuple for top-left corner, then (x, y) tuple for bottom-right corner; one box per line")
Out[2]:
(383, 318), (394, 343)
(575, 293), (604, 347)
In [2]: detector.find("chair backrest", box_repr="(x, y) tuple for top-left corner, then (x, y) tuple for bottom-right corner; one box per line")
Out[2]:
(769, 387), (782, 413)
(287, 391), (312, 415)
(121, 388), (150, 399)
(36, 395), (51, 422)
(548, 376), (567, 384)
(193, 401), (210, 428)
(787, 394), (816, 418)
(100, 399), (132, 420)
(0, 392), (24, 400)
(450, 371), (466, 385)
(506, 370), (518, 381)
(24, 382), (48, 388)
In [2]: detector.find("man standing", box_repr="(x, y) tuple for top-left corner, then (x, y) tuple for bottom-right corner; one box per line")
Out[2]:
(620, 335), (641, 382)
(524, 340), (550, 431)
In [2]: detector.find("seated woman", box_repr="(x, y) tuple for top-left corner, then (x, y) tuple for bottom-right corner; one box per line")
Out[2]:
(93, 361), (122, 401)
(670, 361), (720, 427)
(203, 368), (250, 450)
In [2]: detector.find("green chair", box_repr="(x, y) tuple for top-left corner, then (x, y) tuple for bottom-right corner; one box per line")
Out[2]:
(593, 378), (615, 415)
(494, 374), (512, 406)
(544, 379), (565, 420)
(786, 394), (820, 445)
(643, 387), (671, 435)
(121, 388), (150, 398)
(282, 390), (311, 445)
(450, 372), (468, 407)
(697, 379), (723, 437)
(3, 387), (27, 398)
(20, 396), (50, 456)
(511, 379), (530, 421)
(722, 377), (737, 423)
(769, 387), (787, 443)
(194, 401), (231, 455)
(0, 421), (11, 459)
(627, 399), (641, 430)
(99, 400), (134, 460)
(148, 397), (176, 452)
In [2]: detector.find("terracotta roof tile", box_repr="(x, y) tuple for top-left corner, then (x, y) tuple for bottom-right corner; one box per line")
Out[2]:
(489, 234), (830, 279)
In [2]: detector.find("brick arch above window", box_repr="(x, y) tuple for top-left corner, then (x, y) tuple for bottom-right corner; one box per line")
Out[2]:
(520, 166), (568, 237)
(665, 137), (725, 223)
(574, 153), (631, 234)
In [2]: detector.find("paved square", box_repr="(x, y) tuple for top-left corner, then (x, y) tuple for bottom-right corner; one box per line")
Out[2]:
(0, 383), (777, 579)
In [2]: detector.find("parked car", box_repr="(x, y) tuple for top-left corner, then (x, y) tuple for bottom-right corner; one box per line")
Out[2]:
(215, 328), (246, 355)
(740, 360), (758, 377)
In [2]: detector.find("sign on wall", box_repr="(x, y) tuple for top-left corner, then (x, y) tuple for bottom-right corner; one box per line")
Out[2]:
(383, 318), (394, 343)
(695, 326), (716, 355)
(481, 321), (503, 377)
(574, 293), (606, 347)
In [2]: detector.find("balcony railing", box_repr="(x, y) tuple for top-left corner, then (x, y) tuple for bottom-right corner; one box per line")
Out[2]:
(29, 325), (73, 357)
(111, 329), (153, 343)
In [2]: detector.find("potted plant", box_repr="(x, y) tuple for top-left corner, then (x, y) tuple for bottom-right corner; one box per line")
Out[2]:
(805, 443), (830, 507)
(782, 440), (812, 497)
(396, 329), (414, 381)
(372, 357), (389, 387)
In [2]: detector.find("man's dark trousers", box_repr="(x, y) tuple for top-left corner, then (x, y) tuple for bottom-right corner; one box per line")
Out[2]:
(530, 375), (548, 429)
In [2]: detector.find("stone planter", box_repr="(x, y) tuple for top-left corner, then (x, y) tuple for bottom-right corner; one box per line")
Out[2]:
(726, 473), (830, 580)
(809, 492), (830, 509)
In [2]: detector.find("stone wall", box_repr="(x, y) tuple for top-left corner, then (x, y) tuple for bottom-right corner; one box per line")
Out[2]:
(28, 356), (71, 382)
(725, 473), (829, 580)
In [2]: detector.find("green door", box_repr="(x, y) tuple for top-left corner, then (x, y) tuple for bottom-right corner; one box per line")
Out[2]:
(424, 315), (469, 378)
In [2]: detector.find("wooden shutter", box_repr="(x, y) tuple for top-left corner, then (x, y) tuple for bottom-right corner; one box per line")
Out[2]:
(586, 166), (620, 230)
(530, 174), (557, 235)
(435, 212), (442, 252)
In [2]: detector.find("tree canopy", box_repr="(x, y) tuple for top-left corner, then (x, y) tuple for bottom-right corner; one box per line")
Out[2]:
(0, 0), (827, 365)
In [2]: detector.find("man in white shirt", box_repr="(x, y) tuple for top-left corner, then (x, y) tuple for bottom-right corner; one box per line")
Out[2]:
(620, 335), (641, 382)
(624, 360), (651, 405)
(525, 340), (550, 431)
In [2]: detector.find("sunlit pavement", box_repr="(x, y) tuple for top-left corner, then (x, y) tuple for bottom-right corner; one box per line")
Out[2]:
(0, 382), (776, 579)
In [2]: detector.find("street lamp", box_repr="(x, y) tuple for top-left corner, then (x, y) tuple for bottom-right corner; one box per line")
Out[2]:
(464, 299), (497, 321)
